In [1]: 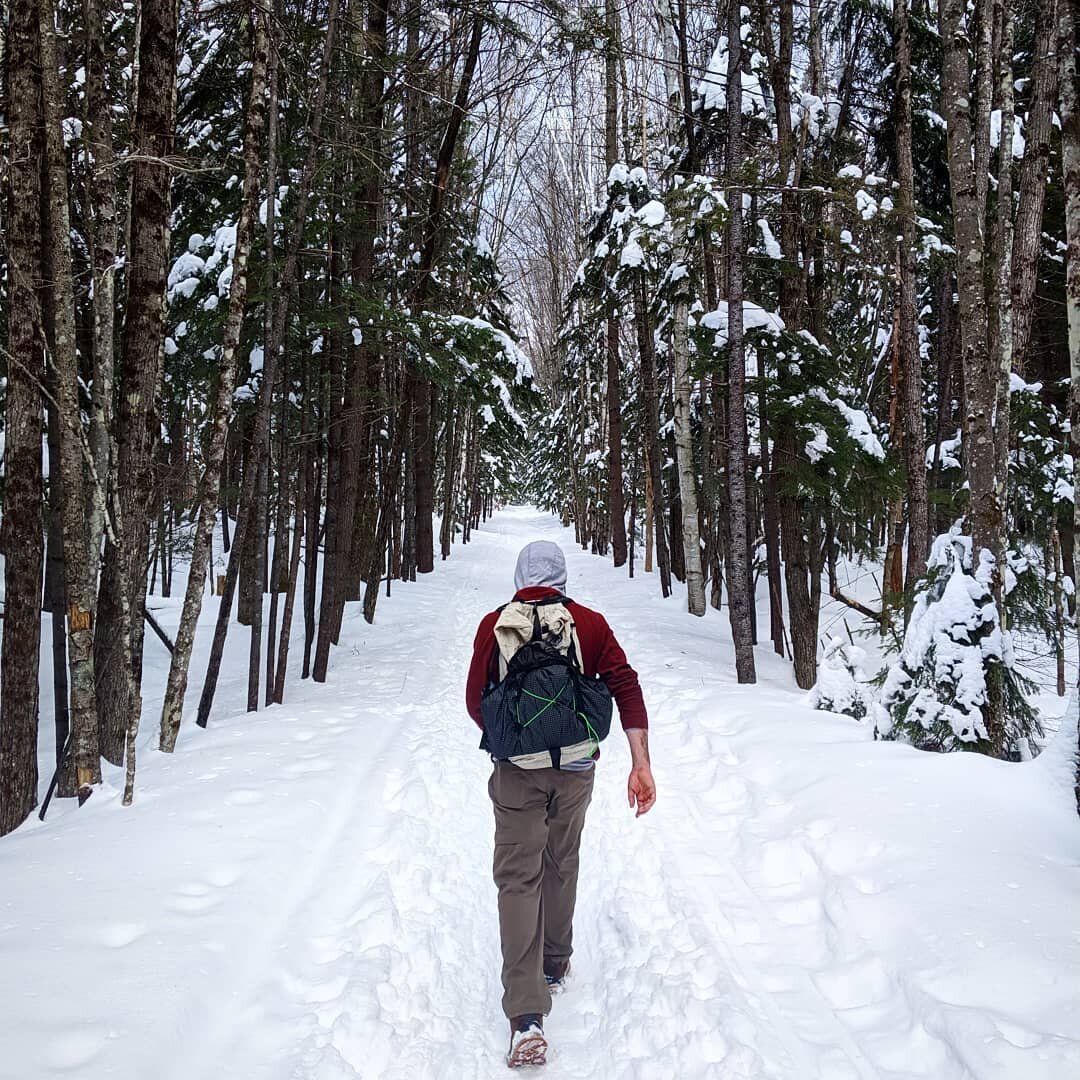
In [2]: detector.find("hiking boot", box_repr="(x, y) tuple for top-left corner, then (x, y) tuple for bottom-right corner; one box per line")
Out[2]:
(543, 958), (571, 993)
(507, 1014), (546, 1068)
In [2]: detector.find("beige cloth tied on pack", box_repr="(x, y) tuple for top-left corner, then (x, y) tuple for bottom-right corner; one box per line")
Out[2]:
(493, 601), (582, 676)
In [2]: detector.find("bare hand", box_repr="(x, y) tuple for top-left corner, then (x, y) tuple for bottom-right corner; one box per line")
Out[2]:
(628, 764), (656, 817)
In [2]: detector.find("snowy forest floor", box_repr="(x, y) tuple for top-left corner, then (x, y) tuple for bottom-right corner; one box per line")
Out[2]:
(3, 507), (1080, 1080)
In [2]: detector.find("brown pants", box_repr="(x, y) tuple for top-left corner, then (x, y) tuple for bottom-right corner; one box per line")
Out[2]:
(489, 761), (595, 1018)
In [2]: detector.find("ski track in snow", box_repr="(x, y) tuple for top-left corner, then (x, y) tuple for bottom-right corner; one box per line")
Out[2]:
(4, 508), (1080, 1080)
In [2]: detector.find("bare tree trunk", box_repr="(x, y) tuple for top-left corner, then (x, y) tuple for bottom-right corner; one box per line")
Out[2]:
(605, 0), (627, 568)
(992, 2), (1016, 519)
(197, 0), (338, 725)
(725, 0), (756, 681)
(896, 0), (928, 587)
(883, 255), (907, 618)
(412, 14), (483, 576)
(273, 469), (305, 704)
(264, 34), (283, 708)
(159, 6), (269, 752)
(1052, 527), (1067, 696)
(39, 0), (101, 797)
(96, 0), (177, 770)
(941, 0), (1005, 749)
(671, 219), (705, 616)
(1012, 0), (1058, 373)
(84, 0), (119, 568)
(1057, 0), (1080, 805)
(45, 402), (72, 798)
(758, 357), (784, 654)
(0, 0), (45, 834)
(634, 281), (670, 595)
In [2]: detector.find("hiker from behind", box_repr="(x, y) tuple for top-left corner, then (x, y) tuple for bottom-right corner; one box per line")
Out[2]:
(465, 540), (656, 1068)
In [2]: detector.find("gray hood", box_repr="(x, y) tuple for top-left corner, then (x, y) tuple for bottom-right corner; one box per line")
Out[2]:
(514, 541), (567, 592)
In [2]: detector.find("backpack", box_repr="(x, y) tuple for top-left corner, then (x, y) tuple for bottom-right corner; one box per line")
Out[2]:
(479, 595), (613, 769)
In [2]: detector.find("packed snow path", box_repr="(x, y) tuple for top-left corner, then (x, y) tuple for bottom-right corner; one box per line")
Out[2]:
(3, 509), (1080, 1080)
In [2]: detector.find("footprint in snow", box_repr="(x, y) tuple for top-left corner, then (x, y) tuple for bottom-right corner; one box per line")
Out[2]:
(167, 892), (222, 915)
(225, 788), (264, 806)
(98, 922), (148, 948)
(45, 1027), (107, 1071)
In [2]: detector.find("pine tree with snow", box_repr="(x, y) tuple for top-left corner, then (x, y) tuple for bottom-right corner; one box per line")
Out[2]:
(810, 637), (872, 721)
(874, 535), (1040, 756)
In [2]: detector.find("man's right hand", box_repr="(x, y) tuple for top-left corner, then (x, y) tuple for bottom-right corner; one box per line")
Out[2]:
(628, 764), (656, 817)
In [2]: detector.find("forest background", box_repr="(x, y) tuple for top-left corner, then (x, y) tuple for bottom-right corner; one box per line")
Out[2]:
(1, 0), (1080, 835)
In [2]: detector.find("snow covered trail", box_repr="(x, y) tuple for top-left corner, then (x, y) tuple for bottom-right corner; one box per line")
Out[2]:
(3, 507), (1080, 1080)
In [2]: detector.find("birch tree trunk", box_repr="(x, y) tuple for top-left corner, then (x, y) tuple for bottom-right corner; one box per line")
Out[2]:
(725, 0), (756, 681)
(159, 7), (269, 752)
(0, 0), (45, 835)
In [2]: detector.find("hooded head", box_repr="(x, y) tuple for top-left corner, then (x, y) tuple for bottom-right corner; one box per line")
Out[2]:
(514, 540), (567, 593)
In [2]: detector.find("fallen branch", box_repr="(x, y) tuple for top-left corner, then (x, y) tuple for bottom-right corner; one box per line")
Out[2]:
(829, 583), (880, 622)
(143, 606), (175, 653)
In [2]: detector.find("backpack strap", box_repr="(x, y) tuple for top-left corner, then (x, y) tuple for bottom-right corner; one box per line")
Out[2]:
(549, 745), (561, 770)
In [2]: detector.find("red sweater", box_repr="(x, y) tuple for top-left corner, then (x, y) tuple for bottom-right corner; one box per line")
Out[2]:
(465, 586), (648, 731)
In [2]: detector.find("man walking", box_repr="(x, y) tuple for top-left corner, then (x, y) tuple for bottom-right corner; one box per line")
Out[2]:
(466, 540), (656, 1067)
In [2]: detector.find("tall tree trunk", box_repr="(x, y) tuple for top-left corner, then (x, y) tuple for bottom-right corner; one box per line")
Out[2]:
(671, 219), (705, 615)
(84, 0), (119, 569)
(412, 15), (483, 576)
(896, 0), (929, 587)
(1057, 0), (1080, 806)
(635, 282), (671, 595)
(39, 0), (101, 796)
(159, 6), (269, 751)
(941, 0), (1005, 750)
(263, 31), (283, 707)
(605, 0), (627, 567)
(197, 0), (339, 725)
(0, 0), (45, 834)
(758, 356), (784, 654)
(1011, 0), (1058, 373)
(273, 463), (305, 704)
(725, 0), (756, 681)
(96, 0), (178, 767)
(992, 2), (1016, 529)
(45, 400), (72, 798)
(312, 187), (346, 682)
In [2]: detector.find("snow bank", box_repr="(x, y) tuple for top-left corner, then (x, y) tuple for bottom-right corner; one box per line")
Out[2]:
(1, 509), (1078, 1079)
